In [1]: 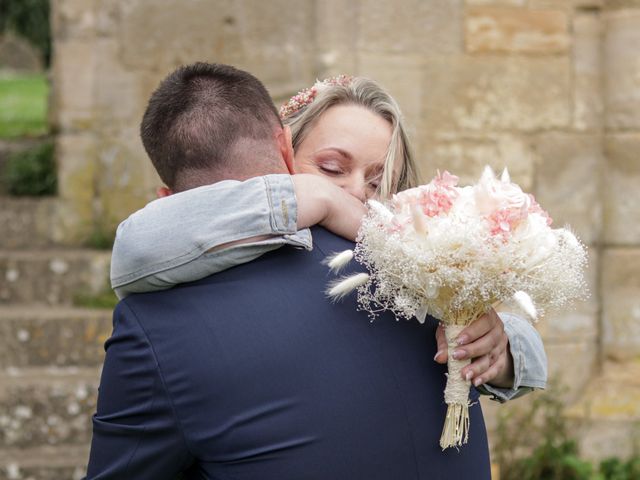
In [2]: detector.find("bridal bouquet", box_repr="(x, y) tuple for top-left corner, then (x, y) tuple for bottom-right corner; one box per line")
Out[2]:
(327, 166), (588, 450)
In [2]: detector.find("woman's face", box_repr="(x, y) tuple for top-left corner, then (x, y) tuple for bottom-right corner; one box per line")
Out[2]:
(293, 104), (394, 202)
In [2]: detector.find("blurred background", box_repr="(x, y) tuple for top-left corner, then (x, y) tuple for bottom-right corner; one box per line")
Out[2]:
(0, 0), (639, 479)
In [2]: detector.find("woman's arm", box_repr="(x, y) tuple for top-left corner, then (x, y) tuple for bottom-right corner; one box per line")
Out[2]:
(111, 174), (365, 299)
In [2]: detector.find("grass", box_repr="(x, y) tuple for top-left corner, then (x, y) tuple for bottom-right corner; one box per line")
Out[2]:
(0, 72), (48, 138)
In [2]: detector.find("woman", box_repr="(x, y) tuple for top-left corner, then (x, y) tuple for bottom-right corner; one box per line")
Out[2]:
(110, 75), (546, 400)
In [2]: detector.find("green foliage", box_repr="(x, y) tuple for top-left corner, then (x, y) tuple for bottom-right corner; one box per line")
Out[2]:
(494, 381), (640, 480)
(0, 0), (51, 65)
(5, 140), (56, 195)
(73, 289), (119, 310)
(0, 73), (48, 138)
(516, 439), (596, 480)
(599, 457), (640, 480)
(86, 227), (116, 250)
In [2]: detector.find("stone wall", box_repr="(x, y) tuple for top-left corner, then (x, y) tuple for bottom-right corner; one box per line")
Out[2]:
(47, 0), (640, 465)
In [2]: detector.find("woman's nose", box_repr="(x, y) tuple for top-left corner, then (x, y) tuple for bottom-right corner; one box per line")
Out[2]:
(343, 176), (367, 203)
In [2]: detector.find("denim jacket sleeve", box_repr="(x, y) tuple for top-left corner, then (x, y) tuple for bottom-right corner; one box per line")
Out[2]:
(110, 175), (312, 299)
(478, 312), (548, 402)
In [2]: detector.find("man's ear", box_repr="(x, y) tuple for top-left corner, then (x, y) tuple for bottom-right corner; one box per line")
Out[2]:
(157, 186), (173, 198)
(276, 125), (296, 174)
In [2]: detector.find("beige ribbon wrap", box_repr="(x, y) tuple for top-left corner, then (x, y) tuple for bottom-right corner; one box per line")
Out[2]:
(440, 324), (472, 450)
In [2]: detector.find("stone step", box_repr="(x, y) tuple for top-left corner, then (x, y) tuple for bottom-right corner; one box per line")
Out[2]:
(566, 359), (640, 462)
(0, 445), (88, 480)
(0, 307), (113, 369)
(0, 368), (99, 452)
(0, 249), (111, 306)
(0, 197), (60, 248)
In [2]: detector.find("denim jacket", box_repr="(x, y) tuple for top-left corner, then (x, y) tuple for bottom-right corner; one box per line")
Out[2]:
(111, 174), (547, 402)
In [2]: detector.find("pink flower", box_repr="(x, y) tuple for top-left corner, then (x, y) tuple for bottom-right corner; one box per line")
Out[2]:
(488, 208), (526, 237)
(393, 170), (460, 218)
(474, 167), (536, 238)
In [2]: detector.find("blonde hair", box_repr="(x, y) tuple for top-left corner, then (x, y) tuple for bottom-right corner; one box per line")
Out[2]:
(282, 77), (419, 198)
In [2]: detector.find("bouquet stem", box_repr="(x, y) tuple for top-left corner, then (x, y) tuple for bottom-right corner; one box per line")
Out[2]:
(440, 324), (471, 450)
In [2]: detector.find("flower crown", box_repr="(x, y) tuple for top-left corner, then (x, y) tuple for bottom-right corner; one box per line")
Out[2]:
(279, 75), (353, 120)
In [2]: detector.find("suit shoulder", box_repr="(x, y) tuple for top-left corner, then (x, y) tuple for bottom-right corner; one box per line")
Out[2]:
(310, 227), (355, 256)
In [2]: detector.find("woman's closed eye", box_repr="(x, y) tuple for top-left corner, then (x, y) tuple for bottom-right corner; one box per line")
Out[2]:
(317, 161), (345, 176)
(367, 172), (383, 190)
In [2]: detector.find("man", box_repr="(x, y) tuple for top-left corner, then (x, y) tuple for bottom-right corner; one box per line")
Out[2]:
(85, 63), (533, 479)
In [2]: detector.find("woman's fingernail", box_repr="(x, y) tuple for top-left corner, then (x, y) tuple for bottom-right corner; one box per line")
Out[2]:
(465, 371), (473, 382)
(452, 349), (466, 360)
(473, 377), (482, 387)
(434, 351), (443, 361)
(457, 335), (468, 346)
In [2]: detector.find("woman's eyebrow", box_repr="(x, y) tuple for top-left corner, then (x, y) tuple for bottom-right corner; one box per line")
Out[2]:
(312, 147), (353, 161)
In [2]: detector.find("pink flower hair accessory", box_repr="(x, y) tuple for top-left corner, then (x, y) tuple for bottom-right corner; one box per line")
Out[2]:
(279, 75), (353, 120)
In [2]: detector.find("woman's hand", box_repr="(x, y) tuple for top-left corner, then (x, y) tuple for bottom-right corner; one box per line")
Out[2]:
(434, 308), (515, 389)
(293, 174), (366, 241)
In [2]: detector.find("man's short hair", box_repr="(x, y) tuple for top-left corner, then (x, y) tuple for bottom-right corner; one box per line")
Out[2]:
(140, 62), (281, 190)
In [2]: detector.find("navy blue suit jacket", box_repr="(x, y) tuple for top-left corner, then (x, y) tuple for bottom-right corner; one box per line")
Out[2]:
(86, 227), (490, 479)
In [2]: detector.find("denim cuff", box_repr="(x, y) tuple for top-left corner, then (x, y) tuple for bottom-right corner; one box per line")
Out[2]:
(263, 174), (299, 234)
(263, 174), (313, 250)
(477, 312), (548, 403)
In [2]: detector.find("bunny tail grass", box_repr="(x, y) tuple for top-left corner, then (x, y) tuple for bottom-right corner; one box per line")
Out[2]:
(326, 273), (370, 301)
(323, 250), (354, 273)
(513, 290), (538, 321)
(367, 199), (393, 222)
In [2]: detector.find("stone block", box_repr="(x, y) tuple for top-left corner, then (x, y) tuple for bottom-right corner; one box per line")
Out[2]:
(466, 0), (526, 5)
(93, 40), (142, 125)
(0, 308), (111, 368)
(565, 359), (640, 462)
(529, 0), (604, 8)
(604, 9), (640, 129)
(604, 0), (640, 8)
(603, 134), (640, 245)
(235, 0), (316, 87)
(533, 133), (603, 244)
(602, 248), (640, 360)
(93, 130), (154, 232)
(0, 198), (59, 249)
(572, 11), (603, 131)
(118, 0), (240, 71)
(419, 132), (535, 190)
(0, 445), (88, 480)
(50, 0), (96, 42)
(54, 134), (98, 244)
(545, 339), (598, 400)
(465, 7), (570, 54)
(0, 250), (111, 306)
(118, 0), (315, 89)
(0, 371), (98, 449)
(50, 40), (96, 132)
(358, 0), (463, 55)
(314, 0), (358, 77)
(577, 417), (640, 462)
(421, 56), (572, 132)
(0, 463), (86, 480)
(358, 53), (425, 139)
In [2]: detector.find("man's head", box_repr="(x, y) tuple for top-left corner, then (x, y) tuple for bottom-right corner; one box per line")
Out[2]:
(141, 62), (294, 192)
